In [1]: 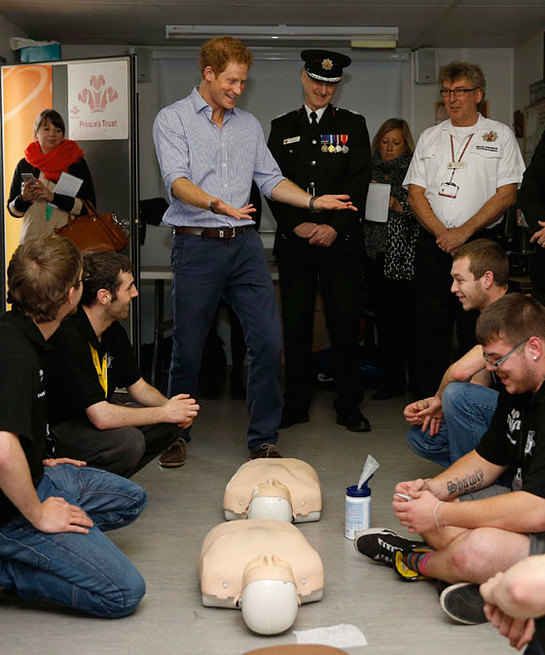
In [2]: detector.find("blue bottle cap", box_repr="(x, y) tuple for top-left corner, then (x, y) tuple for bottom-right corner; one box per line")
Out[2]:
(346, 484), (371, 498)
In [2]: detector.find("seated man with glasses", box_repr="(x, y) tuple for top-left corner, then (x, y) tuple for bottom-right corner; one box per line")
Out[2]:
(404, 60), (525, 400)
(356, 293), (545, 635)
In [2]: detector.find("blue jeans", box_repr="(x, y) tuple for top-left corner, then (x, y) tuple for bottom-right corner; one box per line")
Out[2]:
(407, 382), (499, 467)
(169, 230), (283, 451)
(0, 465), (146, 617)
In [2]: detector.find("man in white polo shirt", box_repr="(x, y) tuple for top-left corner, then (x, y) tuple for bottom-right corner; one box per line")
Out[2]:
(404, 61), (525, 399)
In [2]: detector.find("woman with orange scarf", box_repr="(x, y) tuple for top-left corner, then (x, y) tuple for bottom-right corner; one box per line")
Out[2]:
(7, 109), (95, 242)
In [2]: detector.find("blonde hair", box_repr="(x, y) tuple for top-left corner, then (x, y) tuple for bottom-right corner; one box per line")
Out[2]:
(7, 236), (81, 323)
(371, 118), (415, 155)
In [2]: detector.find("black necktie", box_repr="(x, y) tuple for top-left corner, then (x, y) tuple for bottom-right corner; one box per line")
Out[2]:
(310, 111), (318, 125)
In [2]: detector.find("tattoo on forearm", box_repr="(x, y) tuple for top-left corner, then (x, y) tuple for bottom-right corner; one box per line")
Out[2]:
(446, 469), (485, 497)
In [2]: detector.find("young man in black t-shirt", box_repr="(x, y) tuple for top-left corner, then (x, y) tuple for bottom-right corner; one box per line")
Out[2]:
(48, 252), (199, 477)
(356, 294), (545, 643)
(0, 235), (146, 617)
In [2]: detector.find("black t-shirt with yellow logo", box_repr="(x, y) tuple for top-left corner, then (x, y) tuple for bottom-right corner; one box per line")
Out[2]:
(48, 305), (140, 427)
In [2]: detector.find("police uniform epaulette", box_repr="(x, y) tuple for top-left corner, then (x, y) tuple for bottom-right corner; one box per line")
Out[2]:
(273, 110), (291, 119)
(347, 109), (362, 116)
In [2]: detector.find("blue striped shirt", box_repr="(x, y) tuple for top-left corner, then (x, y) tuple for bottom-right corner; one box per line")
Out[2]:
(153, 86), (286, 228)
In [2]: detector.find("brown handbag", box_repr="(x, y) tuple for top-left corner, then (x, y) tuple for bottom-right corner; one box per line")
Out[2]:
(55, 199), (128, 253)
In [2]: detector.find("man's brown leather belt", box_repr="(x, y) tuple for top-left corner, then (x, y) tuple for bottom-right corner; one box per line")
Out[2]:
(174, 225), (252, 239)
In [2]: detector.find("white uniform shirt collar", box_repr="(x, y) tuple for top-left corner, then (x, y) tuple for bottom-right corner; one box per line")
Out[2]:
(304, 104), (327, 124)
(442, 112), (484, 132)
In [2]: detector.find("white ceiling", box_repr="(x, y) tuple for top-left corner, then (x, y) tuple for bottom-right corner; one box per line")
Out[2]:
(0, 0), (544, 50)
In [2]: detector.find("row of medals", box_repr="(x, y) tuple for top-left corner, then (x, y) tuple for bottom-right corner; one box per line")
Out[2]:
(321, 134), (349, 153)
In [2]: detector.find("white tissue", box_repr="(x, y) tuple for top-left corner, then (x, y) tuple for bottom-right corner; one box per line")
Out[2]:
(294, 623), (368, 648)
(357, 454), (380, 489)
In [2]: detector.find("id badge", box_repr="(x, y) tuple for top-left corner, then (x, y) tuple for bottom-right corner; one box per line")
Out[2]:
(439, 181), (459, 198)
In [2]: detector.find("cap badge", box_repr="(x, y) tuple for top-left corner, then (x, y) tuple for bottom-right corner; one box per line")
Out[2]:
(321, 58), (333, 71)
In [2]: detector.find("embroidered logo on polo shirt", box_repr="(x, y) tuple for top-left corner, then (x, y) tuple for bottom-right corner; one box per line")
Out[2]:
(482, 130), (498, 142)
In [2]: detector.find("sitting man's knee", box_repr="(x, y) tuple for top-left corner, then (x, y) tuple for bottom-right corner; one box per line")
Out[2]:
(108, 428), (146, 477)
(95, 568), (146, 618)
(442, 382), (468, 414)
(447, 529), (493, 579)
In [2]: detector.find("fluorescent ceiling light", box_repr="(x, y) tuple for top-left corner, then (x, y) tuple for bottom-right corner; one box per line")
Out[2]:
(350, 39), (397, 49)
(165, 25), (398, 48)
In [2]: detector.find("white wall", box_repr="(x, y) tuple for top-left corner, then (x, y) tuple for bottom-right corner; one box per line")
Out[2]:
(513, 30), (543, 113)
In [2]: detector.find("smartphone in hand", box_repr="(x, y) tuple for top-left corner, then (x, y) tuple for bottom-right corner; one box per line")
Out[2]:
(22, 172), (38, 185)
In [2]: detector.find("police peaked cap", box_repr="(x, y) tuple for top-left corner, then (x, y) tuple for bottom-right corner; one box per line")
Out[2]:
(301, 49), (352, 83)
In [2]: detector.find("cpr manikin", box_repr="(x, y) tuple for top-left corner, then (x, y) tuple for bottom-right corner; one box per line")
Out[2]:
(199, 520), (324, 635)
(223, 458), (321, 522)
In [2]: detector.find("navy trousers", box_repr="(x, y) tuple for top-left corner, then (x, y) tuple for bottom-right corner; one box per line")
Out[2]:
(168, 229), (282, 452)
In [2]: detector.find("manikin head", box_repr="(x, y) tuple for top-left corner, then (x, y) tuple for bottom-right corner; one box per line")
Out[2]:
(240, 553), (299, 635)
(223, 457), (322, 523)
(247, 479), (293, 521)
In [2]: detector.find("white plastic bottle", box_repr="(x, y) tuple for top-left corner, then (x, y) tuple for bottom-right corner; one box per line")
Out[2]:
(344, 483), (371, 540)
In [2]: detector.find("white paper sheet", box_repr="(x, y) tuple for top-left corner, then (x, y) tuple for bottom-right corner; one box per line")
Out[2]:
(364, 182), (391, 223)
(54, 172), (83, 198)
(294, 623), (368, 648)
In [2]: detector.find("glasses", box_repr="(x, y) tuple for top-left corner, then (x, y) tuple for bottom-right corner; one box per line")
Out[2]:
(440, 88), (478, 98)
(483, 340), (528, 370)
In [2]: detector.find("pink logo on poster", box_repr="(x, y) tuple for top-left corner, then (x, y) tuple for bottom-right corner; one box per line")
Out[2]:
(68, 60), (128, 140)
(77, 74), (119, 113)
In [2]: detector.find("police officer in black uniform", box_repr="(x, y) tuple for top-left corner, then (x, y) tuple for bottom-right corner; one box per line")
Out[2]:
(268, 49), (372, 432)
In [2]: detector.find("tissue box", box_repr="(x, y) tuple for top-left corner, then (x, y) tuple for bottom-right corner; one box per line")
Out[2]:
(19, 43), (61, 63)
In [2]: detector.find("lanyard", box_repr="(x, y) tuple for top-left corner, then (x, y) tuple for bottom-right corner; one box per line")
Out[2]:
(447, 133), (474, 182)
(89, 343), (108, 398)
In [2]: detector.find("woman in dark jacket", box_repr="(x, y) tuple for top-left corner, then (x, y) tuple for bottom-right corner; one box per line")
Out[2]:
(8, 108), (95, 242)
(364, 118), (419, 399)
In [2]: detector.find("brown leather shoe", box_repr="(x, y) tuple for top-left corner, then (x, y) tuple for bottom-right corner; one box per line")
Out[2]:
(158, 438), (187, 468)
(249, 444), (282, 459)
